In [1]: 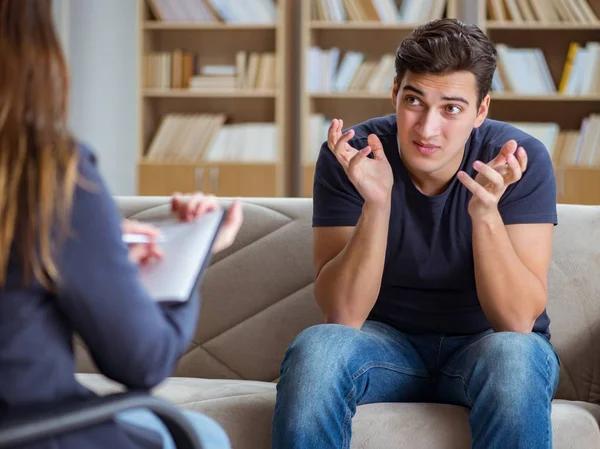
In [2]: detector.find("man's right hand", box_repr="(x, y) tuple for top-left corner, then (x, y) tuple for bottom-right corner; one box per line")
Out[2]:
(327, 118), (394, 205)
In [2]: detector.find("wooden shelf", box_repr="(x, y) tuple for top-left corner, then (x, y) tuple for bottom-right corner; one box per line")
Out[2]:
(310, 21), (423, 30)
(485, 21), (600, 30)
(143, 21), (276, 30)
(143, 89), (277, 98)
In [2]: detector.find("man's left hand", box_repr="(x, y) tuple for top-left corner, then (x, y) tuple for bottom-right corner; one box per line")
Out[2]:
(457, 139), (528, 220)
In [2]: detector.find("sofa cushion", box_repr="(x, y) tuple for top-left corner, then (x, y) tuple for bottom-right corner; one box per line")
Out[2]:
(77, 374), (600, 449)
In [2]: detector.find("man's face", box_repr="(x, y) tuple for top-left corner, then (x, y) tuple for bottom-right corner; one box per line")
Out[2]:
(392, 70), (490, 187)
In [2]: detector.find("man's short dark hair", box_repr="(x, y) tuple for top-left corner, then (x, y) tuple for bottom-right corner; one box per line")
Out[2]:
(395, 18), (497, 106)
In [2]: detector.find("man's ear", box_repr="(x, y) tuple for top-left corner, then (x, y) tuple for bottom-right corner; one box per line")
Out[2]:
(392, 76), (399, 109)
(474, 93), (491, 128)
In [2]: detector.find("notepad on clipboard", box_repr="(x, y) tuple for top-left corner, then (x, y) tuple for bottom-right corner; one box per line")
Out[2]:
(128, 206), (226, 303)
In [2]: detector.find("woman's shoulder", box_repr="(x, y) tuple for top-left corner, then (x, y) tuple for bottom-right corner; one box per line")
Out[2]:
(73, 140), (98, 166)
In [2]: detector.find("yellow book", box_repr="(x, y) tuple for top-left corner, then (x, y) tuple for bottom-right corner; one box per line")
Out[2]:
(558, 42), (580, 93)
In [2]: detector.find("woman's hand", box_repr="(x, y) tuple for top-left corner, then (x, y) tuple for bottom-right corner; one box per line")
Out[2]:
(171, 192), (244, 253)
(121, 219), (163, 265)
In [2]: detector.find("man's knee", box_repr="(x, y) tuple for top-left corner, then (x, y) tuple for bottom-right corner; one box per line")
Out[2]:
(280, 323), (361, 378)
(476, 332), (558, 401)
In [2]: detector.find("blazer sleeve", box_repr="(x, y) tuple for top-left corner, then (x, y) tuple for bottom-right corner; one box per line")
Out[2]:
(55, 146), (199, 390)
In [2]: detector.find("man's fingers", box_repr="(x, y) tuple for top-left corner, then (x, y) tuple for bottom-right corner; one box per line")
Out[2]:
(330, 128), (356, 167)
(334, 128), (355, 151)
(506, 153), (523, 183)
(499, 139), (518, 160)
(348, 146), (371, 172)
(368, 134), (385, 160)
(516, 146), (528, 172)
(327, 118), (345, 151)
(458, 171), (493, 203)
(327, 119), (338, 150)
(488, 140), (517, 167)
(473, 161), (504, 190)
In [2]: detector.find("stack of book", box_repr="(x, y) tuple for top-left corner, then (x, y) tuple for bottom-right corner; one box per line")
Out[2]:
(487, 0), (599, 24)
(144, 50), (277, 91)
(145, 114), (278, 163)
(147, 0), (277, 24)
(307, 49), (394, 93)
(312, 0), (448, 23)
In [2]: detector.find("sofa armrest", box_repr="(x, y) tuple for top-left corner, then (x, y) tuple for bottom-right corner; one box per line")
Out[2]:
(0, 392), (204, 449)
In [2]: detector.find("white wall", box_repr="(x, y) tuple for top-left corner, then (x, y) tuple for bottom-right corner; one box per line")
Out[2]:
(55, 0), (138, 195)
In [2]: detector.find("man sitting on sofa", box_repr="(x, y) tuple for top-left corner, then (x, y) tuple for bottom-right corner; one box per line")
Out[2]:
(272, 18), (560, 449)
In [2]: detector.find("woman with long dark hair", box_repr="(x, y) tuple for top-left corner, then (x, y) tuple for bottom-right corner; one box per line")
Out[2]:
(0, 1), (241, 448)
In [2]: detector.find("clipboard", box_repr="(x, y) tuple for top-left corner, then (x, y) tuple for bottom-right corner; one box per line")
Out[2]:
(127, 205), (226, 303)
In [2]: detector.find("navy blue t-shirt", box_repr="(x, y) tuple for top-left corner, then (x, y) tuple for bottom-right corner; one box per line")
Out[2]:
(313, 114), (557, 336)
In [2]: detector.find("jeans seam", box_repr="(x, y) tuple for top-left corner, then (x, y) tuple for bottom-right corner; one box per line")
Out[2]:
(544, 352), (554, 449)
(436, 336), (445, 370)
(343, 386), (356, 449)
(439, 369), (474, 408)
(351, 361), (429, 380)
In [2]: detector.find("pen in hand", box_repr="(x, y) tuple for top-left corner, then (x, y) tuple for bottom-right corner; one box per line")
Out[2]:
(122, 233), (165, 244)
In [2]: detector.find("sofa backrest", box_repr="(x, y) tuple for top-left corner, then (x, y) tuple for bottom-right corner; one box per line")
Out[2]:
(78, 197), (600, 405)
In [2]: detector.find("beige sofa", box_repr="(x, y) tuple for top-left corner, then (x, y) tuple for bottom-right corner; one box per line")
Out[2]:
(76, 196), (600, 449)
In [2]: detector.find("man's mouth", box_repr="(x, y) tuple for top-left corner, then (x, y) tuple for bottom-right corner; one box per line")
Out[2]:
(413, 140), (440, 155)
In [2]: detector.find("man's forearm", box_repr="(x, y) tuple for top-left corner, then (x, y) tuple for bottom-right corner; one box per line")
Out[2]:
(472, 210), (547, 333)
(315, 200), (391, 328)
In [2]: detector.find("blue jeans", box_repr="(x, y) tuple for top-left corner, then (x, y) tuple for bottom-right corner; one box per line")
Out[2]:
(116, 408), (231, 449)
(272, 321), (560, 449)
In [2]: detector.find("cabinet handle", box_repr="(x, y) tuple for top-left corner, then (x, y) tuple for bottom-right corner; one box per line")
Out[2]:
(194, 167), (204, 190)
(210, 167), (219, 193)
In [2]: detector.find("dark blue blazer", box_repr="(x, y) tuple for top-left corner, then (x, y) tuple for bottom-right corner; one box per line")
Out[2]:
(0, 144), (199, 448)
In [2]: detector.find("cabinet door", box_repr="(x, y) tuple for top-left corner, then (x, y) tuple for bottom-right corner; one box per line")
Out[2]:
(556, 167), (600, 205)
(138, 163), (208, 195)
(206, 164), (278, 197)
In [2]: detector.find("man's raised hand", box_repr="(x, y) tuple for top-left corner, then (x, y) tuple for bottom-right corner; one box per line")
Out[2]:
(327, 118), (394, 205)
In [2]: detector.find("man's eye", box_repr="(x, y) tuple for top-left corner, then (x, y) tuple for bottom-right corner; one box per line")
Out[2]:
(446, 105), (461, 114)
(405, 96), (421, 106)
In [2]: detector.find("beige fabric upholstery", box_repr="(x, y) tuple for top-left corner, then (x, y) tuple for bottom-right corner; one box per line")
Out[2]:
(77, 374), (600, 449)
(75, 197), (600, 448)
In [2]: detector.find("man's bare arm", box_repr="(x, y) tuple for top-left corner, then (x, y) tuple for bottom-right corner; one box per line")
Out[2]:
(313, 201), (391, 329)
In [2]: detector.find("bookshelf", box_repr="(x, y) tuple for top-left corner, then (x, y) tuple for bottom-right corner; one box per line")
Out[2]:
(481, 0), (600, 205)
(137, 0), (289, 198)
(298, 0), (600, 205)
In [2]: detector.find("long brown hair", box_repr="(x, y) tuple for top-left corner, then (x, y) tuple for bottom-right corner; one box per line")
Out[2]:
(0, 0), (79, 290)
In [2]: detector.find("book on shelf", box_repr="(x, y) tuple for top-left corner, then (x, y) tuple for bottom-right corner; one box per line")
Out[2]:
(144, 50), (277, 91)
(493, 44), (556, 95)
(491, 42), (600, 96)
(307, 48), (395, 93)
(558, 42), (600, 95)
(487, 0), (599, 24)
(145, 113), (278, 164)
(306, 113), (600, 168)
(147, 0), (277, 24)
(311, 0), (448, 23)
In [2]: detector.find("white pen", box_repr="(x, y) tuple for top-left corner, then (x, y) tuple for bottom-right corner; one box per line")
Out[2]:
(122, 233), (165, 244)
